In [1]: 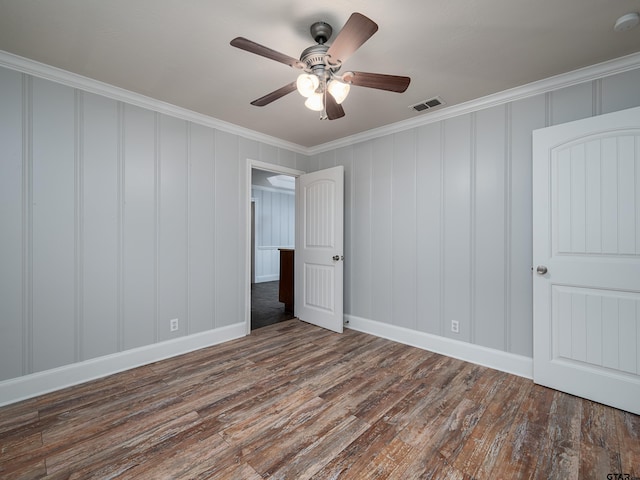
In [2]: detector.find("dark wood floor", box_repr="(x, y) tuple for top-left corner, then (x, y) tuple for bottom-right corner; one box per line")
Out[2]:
(251, 281), (294, 330)
(1, 319), (639, 479)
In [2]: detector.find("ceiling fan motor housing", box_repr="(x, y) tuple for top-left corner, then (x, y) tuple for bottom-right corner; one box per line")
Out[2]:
(300, 44), (334, 78)
(310, 21), (332, 44)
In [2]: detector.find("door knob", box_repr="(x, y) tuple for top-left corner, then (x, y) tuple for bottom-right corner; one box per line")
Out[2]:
(536, 265), (548, 275)
(332, 255), (344, 261)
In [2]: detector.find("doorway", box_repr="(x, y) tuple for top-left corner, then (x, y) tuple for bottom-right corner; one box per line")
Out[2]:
(246, 161), (304, 331)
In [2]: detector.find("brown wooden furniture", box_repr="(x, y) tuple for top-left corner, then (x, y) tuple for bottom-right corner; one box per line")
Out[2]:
(278, 248), (294, 313)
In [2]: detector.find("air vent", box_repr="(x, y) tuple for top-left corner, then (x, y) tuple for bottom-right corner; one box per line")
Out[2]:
(410, 96), (444, 112)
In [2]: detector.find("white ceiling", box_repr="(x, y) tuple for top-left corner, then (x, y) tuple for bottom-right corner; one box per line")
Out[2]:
(1, 0), (639, 148)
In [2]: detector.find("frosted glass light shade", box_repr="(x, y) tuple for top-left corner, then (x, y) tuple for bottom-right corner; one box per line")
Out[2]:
(327, 80), (350, 104)
(304, 92), (324, 111)
(296, 74), (320, 97)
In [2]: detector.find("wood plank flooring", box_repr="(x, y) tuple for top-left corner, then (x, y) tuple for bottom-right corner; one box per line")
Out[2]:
(1, 319), (638, 479)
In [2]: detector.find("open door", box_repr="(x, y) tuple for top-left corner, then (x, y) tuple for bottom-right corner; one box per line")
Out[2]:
(533, 106), (640, 415)
(295, 166), (344, 333)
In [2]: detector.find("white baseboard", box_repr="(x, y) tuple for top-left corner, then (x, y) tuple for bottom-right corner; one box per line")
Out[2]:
(345, 315), (533, 379)
(0, 316), (533, 408)
(0, 323), (247, 407)
(255, 274), (280, 283)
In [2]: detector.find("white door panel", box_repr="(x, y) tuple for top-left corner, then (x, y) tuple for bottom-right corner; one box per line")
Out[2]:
(295, 166), (344, 333)
(533, 106), (640, 415)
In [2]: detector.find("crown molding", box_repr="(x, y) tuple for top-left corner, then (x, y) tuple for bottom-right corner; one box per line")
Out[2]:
(2, 49), (639, 157)
(0, 50), (309, 155)
(307, 51), (640, 155)
(251, 184), (296, 195)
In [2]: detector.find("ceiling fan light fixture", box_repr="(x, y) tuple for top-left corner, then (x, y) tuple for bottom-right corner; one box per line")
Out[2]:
(327, 79), (350, 104)
(296, 73), (320, 97)
(305, 92), (324, 111)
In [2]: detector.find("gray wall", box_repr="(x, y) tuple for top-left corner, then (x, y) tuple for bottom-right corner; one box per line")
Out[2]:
(307, 67), (640, 358)
(0, 66), (306, 382)
(1, 59), (640, 385)
(251, 186), (295, 283)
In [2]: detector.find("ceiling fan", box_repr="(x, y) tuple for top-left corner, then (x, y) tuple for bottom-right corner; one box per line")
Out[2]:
(230, 12), (411, 120)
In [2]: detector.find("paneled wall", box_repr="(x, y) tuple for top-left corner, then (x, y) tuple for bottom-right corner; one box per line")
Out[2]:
(307, 67), (640, 358)
(1, 55), (639, 388)
(0, 65), (305, 382)
(251, 186), (295, 283)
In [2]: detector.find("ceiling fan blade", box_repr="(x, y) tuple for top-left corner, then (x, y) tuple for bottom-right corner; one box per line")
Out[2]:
(325, 93), (345, 120)
(327, 13), (378, 64)
(344, 71), (411, 93)
(230, 37), (304, 69)
(250, 82), (297, 107)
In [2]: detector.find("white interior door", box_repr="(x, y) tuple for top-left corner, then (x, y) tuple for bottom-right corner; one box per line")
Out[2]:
(295, 166), (344, 333)
(533, 106), (640, 415)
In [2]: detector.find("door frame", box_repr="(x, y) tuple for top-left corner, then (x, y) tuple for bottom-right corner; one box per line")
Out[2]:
(244, 159), (305, 335)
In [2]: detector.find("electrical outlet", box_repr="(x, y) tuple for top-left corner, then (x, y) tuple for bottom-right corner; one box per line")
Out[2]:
(170, 318), (179, 332)
(451, 320), (459, 334)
